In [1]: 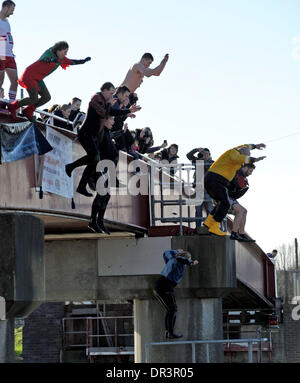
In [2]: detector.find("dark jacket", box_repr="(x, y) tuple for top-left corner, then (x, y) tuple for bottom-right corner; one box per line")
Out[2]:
(160, 250), (194, 285)
(110, 96), (134, 151)
(111, 96), (129, 132)
(99, 127), (119, 163)
(160, 148), (179, 163)
(53, 109), (72, 131)
(228, 169), (249, 200)
(80, 92), (131, 137)
(186, 148), (214, 187)
(69, 109), (81, 122)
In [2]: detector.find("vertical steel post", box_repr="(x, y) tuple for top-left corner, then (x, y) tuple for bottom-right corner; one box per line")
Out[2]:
(179, 164), (183, 236)
(295, 238), (299, 270)
(205, 343), (210, 363)
(192, 343), (196, 363)
(248, 342), (253, 363)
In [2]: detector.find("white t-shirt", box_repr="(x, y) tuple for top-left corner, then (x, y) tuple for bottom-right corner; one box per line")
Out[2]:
(0, 19), (14, 57)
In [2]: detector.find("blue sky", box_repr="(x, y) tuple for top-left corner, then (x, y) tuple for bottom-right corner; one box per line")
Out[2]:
(4, 0), (300, 252)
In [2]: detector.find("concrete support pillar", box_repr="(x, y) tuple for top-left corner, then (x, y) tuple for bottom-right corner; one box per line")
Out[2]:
(134, 297), (224, 363)
(0, 213), (45, 318)
(0, 214), (44, 362)
(0, 318), (15, 363)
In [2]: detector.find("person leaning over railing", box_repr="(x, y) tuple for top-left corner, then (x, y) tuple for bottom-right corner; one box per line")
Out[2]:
(136, 127), (167, 154)
(8, 41), (91, 121)
(53, 104), (73, 130)
(203, 143), (266, 236)
(155, 143), (179, 177)
(68, 97), (82, 122)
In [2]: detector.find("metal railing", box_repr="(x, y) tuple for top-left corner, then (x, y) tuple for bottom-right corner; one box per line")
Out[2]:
(145, 337), (268, 363)
(86, 316), (134, 361)
(0, 97), (81, 133)
(135, 155), (227, 235)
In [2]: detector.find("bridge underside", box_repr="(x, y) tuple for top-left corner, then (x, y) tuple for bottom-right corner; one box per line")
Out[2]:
(223, 280), (274, 309)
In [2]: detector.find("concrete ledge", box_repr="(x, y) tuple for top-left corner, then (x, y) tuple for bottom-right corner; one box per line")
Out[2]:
(45, 232), (136, 241)
(0, 213), (45, 318)
(45, 235), (236, 302)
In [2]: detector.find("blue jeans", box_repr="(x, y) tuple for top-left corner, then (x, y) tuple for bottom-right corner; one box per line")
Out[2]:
(195, 192), (213, 227)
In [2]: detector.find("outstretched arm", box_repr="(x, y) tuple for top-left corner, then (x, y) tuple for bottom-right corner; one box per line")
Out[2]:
(140, 54), (169, 77)
(69, 57), (91, 65)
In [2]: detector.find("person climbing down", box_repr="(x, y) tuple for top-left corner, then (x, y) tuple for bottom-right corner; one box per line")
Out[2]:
(153, 249), (198, 339)
(8, 41), (90, 120)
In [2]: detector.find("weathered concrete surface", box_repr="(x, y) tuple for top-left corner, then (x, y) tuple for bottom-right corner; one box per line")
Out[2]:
(0, 297), (5, 320)
(0, 214), (45, 318)
(45, 235), (236, 301)
(0, 318), (15, 363)
(134, 297), (224, 363)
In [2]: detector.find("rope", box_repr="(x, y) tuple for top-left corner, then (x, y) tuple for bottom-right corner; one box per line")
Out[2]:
(264, 130), (300, 144)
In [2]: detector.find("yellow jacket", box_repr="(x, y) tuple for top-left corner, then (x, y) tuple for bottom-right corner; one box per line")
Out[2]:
(208, 144), (255, 182)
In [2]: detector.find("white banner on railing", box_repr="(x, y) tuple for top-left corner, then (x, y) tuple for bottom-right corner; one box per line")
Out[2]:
(42, 127), (73, 198)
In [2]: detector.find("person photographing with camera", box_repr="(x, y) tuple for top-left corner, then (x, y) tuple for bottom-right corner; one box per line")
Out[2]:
(136, 127), (168, 155)
(186, 147), (214, 227)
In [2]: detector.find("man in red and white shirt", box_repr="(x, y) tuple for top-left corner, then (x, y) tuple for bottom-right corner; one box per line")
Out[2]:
(0, 0), (17, 101)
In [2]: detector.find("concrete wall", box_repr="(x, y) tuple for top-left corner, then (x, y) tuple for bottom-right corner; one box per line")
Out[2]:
(0, 318), (15, 363)
(23, 303), (65, 363)
(135, 297), (224, 363)
(0, 297), (5, 321)
(0, 214), (45, 318)
(283, 303), (300, 363)
(45, 235), (236, 302)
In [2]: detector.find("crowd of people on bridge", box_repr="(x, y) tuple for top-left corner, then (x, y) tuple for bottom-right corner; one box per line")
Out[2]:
(0, 0), (267, 241)
(0, 0), (272, 342)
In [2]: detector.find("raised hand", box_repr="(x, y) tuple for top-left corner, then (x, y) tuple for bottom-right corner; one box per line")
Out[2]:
(254, 156), (267, 162)
(130, 104), (142, 113)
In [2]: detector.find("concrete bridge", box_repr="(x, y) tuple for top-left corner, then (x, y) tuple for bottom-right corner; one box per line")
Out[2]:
(0, 123), (275, 363)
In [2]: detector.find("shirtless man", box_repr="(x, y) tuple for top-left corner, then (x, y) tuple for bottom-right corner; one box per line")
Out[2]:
(121, 52), (169, 93)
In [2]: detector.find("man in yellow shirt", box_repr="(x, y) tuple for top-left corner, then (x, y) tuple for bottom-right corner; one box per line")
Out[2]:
(203, 143), (266, 236)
